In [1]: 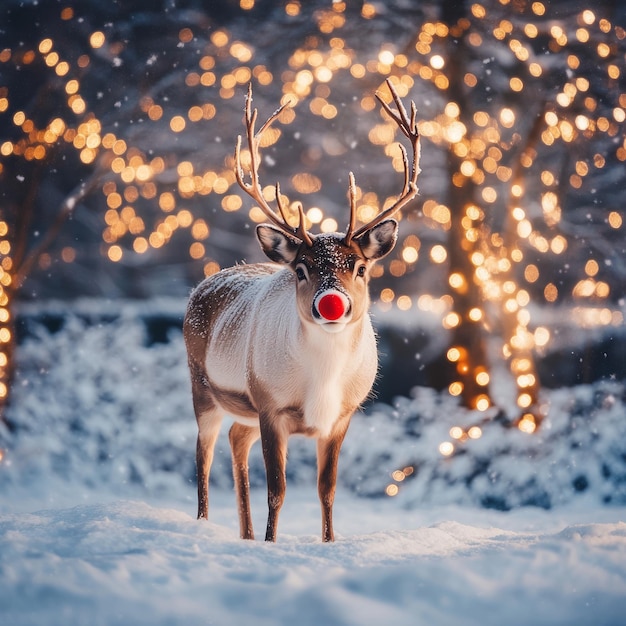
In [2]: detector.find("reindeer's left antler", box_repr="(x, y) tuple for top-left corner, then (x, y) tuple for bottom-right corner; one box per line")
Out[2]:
(344, 79), (421, 245)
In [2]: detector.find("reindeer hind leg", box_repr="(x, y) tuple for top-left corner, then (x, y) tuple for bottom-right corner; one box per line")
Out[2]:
(191, 366), (223, 521)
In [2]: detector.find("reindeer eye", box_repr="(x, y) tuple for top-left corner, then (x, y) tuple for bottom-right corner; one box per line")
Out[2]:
(356, 265), (366, 278)
(295, 266), (307, 281)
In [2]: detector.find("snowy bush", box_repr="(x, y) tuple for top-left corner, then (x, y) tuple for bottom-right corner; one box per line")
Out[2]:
(1, 301), (625, 511)
(347, 385), (626, 509)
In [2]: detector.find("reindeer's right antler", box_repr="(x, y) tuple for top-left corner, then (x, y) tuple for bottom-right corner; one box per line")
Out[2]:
(235, 84), (313, 246)
(344, 79), (421, 245)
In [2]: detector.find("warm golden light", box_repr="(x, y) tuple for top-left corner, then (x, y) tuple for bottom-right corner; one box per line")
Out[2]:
(0, 1), (620, 441)
(402, 246), (418, 263)
(475, 395), (490, 411)
(90, 31), (106, 49)
(320, 218), (337, 233)
(468, 307), (483, 322)
(544, 283), (558, 303)
(518, 415), (537, 434)
(449, 382), (463, 396)
(397, 295), (412, 311)
(450, 426), (464, 439)
(500, 108), (515, 127)
(447, 347), (461, 362)
(438, 441), (454, 457)
(608, 212), (622, 229)
(475, 371), (490, 386)
(523, 265), (538, 284)
(430, 244), (447, 263)
(449, 273), (466, 290)
(385, 484), (399, 496)
(378, 50), (395, 66)
(468, 426), (482, 439)
(443, 312), (461, 329)
(430, 54), (445, 70)
(391, 469), (405, 482)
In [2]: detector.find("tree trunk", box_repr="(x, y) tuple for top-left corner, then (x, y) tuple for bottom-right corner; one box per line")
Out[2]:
(441, 1), (493, 412)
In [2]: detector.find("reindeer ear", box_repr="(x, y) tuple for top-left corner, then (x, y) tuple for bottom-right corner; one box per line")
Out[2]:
(256, 224), (301, 264)
(355, 219), (398, 260)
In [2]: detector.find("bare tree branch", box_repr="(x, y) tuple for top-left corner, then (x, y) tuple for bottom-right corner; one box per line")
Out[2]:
(12, 171), (105, 290)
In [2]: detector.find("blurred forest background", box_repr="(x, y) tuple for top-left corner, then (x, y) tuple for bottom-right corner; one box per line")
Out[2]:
(1, 0), (625, 429)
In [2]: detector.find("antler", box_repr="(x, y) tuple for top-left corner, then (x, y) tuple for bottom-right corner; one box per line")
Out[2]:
(235, 84), (313, 246)
(344, 79), (421, 245)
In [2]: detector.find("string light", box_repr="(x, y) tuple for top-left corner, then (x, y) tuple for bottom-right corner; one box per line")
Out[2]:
(0, 3), (623, 428)
(0, 219), (12, 404)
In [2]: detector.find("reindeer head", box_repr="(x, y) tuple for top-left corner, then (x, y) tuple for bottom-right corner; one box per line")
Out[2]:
(235, 80), (421, 333)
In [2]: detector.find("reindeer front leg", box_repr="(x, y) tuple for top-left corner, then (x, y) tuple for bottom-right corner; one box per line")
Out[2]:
(229, 421), (260, 540)
(316, 417), (351, 542)
(260, 418), (288, 542)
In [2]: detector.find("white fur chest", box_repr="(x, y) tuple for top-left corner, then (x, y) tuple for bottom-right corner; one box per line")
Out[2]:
(202, 267), (378, 437)
(296, 318), (377, 437)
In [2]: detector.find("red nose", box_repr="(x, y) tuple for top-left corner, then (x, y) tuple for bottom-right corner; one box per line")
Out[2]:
(318, 293), (345, 321)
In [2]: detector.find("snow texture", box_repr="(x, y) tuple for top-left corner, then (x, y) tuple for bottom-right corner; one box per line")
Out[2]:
(1, 496), (626, 626)
(1, 302), (626, 625)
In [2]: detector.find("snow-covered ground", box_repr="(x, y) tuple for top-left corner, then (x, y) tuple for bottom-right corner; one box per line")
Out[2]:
(1, 303), (626, 625)
(2, 489), (626, 626)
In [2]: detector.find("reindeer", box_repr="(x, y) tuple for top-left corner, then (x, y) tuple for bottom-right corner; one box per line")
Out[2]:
(184, 79), (420, 542)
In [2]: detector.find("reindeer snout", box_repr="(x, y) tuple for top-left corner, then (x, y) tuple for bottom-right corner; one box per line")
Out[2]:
(313, 289), (351, 326)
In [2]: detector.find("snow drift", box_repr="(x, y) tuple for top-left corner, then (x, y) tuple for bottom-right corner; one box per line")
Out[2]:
(1, 497), (626, 626)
